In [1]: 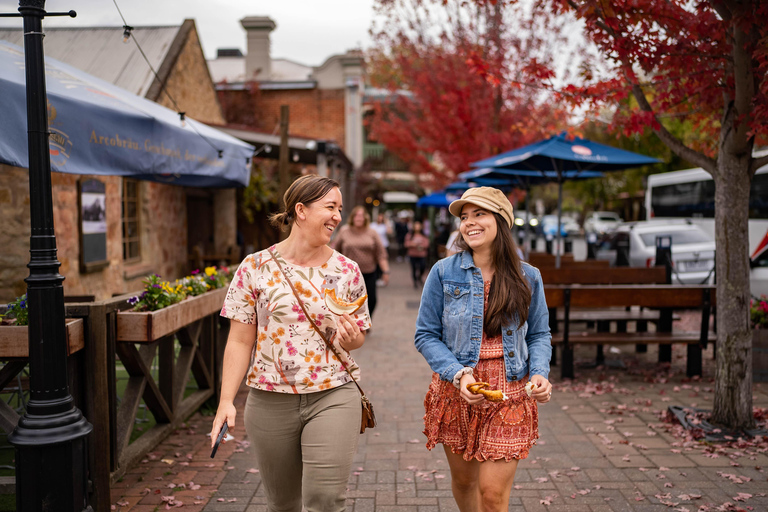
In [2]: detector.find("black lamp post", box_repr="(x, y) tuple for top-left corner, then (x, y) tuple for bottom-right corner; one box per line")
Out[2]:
(2, 2), (93, 510)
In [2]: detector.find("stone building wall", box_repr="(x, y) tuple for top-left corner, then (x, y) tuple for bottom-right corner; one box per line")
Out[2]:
(156, 26), (225, 126)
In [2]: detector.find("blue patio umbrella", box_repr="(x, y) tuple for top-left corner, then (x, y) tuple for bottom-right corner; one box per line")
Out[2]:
(444, 176), (520, 192)
(457, 167), (606, 260)
(0, 40), (254, 187)
(470, 133), (660, 266)
(416, 191), (462, 208)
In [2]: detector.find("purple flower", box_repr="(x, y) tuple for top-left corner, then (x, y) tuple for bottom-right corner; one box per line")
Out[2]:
(191, 269), (200, 275)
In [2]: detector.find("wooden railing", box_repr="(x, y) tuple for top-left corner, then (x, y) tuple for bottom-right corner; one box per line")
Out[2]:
(0, 288), (229, 511)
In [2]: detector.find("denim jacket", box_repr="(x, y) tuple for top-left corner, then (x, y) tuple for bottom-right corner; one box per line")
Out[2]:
(414, 251), (552, 383)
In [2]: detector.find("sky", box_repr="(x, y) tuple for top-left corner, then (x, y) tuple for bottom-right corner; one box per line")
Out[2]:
(0, 0), (377, 66)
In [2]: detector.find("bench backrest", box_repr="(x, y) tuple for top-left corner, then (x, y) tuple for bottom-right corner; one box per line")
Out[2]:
(544, 284), (717, 309)
(540, 266), (667, 285)
(534, 260), (611, 271)
(528, 252), (574, 266)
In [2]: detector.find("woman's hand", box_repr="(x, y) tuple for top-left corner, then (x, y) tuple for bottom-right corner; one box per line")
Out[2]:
(380, 272), (390, 286)
(210, 401), (237, 449)
(459, 373), (485, 405)
(337, 313), (363, 350)
(529, 374), (553, 404)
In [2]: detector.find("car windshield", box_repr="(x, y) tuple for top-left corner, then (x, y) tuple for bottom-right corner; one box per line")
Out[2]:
(639, 230), (712, 247)
(598, 214), (619, 221)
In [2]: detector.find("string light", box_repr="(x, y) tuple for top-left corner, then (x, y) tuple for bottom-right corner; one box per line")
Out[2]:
(112, 0), (223, 157)
(122, 24), (133, 43)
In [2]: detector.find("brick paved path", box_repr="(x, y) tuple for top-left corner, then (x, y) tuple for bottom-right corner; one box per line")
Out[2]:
(112, 260), (768, 512)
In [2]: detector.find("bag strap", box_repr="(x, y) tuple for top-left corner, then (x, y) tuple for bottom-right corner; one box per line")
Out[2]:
(268, 248), (369, 399)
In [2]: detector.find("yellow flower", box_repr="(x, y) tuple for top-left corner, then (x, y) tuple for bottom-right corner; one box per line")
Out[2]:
(205, 266), (217, 277)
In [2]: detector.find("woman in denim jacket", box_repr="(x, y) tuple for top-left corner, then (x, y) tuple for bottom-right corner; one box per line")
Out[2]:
(415, 187), (552, 512)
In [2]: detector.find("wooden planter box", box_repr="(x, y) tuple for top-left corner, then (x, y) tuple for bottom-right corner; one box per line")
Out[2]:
(754, 329), (768, 383)
(117, 287), (228, 342)
(0, 319), (84, 358)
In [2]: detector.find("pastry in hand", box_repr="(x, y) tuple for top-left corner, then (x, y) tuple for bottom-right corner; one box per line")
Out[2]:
(324, 289), (367, 316)
(524, 381), (535, 398)
(466, 382), (508, 402)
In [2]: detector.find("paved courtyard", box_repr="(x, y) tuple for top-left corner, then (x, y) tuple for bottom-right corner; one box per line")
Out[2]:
(111, 260), (768, 512)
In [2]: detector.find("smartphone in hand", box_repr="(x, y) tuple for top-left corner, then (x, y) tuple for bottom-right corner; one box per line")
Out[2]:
(210, 422), (228, 459)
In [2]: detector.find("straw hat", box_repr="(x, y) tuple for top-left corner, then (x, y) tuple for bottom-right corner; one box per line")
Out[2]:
(448, 187), (514, 228)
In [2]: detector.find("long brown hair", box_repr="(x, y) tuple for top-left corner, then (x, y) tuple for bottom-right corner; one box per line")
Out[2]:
(268, 175), (340, 232)
(455, 212), (531, 336)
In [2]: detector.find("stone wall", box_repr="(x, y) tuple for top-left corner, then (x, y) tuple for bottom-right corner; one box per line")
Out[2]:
(0, 168), (190, 302)
(156, 26), (225, 126)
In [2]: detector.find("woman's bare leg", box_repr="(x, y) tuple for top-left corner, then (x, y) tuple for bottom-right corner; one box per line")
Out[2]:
(477, 458), (519, 512)
(443, 446), (480, 512)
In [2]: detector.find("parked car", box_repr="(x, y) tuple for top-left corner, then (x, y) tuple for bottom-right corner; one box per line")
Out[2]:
(751, 229), (768, 297)
(561, 215), (582, 236)
(540, 215), (568, 238)
(513, 210), (539, 232)
(584, 211), (622, 235)
(596, 220), (716, 284)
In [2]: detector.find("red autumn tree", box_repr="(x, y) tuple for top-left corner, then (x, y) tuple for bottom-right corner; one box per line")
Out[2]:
(367, 0), (571, 188)
(492, 0), (766, 429)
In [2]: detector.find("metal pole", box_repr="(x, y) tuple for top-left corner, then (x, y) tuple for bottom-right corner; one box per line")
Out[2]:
(9, 2), (93, 511)
(315, 139), (328, 177)
(556, 176), (563, 269)
(278, 105), (290, 240)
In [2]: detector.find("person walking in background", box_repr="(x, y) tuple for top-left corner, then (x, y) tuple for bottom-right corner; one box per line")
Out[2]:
(413, 187), (553, 512)
(211, 175), (370, 512)
(394, 212), (410, 262)
(370, 212), (392, 255)
(332, 206), (390, 317)
(405, 220), (429, 288)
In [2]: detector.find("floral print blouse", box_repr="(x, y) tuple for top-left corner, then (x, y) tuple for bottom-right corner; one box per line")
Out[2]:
(221, 246), (371, 394)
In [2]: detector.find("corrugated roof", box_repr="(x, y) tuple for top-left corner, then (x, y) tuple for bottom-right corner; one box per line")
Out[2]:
(0, 25), (180, 97)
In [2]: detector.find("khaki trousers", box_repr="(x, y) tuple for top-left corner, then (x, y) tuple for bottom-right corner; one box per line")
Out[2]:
(244, 382), (362, 512)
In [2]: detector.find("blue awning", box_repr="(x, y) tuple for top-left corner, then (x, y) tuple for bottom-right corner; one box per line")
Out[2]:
(0, 41), (254, 187)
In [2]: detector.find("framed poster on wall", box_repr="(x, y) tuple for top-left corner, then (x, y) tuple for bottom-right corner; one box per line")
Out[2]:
(79, 178), (109, 272)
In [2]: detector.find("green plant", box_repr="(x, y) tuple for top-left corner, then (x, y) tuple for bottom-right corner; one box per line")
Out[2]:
(751, 295), (768, 329)
(1, 294), (28, 326)
(178, 275), (210, 297)
(127, 275), (186, 312)
(193, 266), (231, 290)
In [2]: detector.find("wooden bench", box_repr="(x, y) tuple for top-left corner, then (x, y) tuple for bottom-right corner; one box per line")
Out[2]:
(542, 266), (671, 360)
(545, 285), (716, 379)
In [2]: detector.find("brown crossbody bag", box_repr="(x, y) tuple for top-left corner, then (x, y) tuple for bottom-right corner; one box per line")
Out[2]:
(268, 248), (376, 433)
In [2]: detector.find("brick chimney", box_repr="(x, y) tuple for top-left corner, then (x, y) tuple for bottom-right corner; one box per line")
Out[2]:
(240, 16), (276, 81)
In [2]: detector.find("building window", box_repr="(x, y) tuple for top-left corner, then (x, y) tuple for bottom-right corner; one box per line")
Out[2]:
(122, 179), (140, 261)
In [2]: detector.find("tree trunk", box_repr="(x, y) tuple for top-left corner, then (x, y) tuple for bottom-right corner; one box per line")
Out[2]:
(709, 0), (758, 430)
(710, 142), (755, 430)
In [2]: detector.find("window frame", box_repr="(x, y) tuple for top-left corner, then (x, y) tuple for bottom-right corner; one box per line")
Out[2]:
(122, 178), (141, 263)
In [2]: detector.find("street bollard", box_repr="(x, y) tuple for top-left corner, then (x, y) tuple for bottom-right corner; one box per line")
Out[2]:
(586, 232), (598, 260)
(655, 235), (673, 362)
(616, 237), (630, 266)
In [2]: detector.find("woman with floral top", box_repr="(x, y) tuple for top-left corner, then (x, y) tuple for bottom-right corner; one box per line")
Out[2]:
(211, 175), (371, 512)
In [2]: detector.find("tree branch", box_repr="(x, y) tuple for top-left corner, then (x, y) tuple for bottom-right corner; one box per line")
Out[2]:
(566, 0), (717, 174)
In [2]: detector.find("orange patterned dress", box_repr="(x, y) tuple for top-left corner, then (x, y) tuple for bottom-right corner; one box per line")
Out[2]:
(423, 281), (538, 461)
